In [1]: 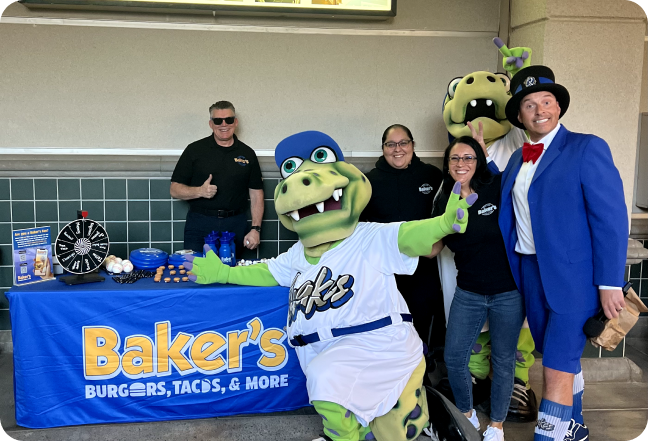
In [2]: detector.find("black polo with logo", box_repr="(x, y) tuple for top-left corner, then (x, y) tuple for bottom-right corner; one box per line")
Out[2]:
(171, 134), (263, 212)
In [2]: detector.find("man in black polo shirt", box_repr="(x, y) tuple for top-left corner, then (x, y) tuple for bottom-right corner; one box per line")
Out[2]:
(170, 101), (263, 257)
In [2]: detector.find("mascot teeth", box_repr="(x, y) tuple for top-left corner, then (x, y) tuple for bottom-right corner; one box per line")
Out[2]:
(316, 202), (325, 213)
(289, 210), (300, 221)
(332, 189), (341, 201)
(470, 100), (477, 107)
(486, 99), (493, 106)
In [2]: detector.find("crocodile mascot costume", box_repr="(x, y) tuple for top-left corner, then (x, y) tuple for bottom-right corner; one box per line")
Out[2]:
(437, 39), (538, 423)
(183, 131), (477, 441)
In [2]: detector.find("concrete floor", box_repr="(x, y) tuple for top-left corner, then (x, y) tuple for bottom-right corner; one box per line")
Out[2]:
(0, 340), (647, 441)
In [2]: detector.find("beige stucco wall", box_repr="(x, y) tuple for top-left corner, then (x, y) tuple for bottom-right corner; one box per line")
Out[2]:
(510, 0), (647, 223)
(0, 0), (502, 156)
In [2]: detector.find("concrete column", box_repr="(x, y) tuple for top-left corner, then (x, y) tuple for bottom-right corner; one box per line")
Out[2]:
(642, 34), (647, 114)
(509, 0), (646, 222)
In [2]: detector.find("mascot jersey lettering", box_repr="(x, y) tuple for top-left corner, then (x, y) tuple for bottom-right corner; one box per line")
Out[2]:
(267, 222), (417, 340)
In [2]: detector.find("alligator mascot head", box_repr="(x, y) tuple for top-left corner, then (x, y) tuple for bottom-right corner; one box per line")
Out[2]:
(274, 131), (372, 253)
(442, 71), (512, 146)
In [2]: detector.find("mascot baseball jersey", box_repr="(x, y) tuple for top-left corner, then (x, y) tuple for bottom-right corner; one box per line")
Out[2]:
(267, 222), (423, 425)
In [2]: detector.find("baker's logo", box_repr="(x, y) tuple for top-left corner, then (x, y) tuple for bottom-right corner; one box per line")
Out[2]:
(478, 203), (497, 216)
(82, 318), (287, 380)
(419, 183), (433, 195)
(234, 156), (249, 166)
(524, 76), (537, 88)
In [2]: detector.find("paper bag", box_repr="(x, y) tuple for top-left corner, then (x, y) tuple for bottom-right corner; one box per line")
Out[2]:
(590, 287), (648, 351)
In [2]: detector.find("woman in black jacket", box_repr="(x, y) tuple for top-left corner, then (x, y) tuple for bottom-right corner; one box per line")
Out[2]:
(361, 124), (445, 354)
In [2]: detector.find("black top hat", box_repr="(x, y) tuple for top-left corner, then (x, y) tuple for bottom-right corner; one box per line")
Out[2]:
(505, 65), (570, 130)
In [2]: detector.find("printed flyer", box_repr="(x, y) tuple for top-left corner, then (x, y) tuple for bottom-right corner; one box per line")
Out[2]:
(13, 226), (55, 285)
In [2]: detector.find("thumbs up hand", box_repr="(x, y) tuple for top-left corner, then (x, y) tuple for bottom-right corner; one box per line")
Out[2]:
(200, 174), (217, 199)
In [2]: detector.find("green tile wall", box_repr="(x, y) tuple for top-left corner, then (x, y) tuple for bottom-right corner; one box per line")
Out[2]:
(0, 177), (297, 332)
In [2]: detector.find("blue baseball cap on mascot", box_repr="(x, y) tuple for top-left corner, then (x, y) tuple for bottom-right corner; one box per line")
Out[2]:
(275, 131), (345, 174)
(505, 65), (570, 129)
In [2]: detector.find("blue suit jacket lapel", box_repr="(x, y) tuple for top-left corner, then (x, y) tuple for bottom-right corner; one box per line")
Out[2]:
(502, 151), (523, 198)
(531, 125), (567, 185)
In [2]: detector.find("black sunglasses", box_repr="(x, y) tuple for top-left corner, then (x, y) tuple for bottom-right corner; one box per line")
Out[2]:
(211, 117), (235, 125)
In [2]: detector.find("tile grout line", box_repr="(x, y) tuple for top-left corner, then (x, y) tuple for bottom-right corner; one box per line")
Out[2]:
(31, 179), (36, 231)
(10, 179), (14, 286)
(126, 180), (130, 256)
(147, 180), (151, 249)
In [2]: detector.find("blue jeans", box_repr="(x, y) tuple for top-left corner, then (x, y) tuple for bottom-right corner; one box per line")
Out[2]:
(444, 287), (525, 422)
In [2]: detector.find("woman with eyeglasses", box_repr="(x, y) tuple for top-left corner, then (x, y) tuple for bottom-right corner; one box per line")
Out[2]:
(428, 131), (525, 441)
(361, 124), (445, 356)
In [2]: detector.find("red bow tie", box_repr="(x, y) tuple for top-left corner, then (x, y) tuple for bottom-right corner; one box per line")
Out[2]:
(522, 142), (544, 164)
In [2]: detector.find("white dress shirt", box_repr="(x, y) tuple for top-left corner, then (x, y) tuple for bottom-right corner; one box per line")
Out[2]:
(512, 123), (562, 254)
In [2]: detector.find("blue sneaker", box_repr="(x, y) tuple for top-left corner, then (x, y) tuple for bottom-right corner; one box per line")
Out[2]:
(564, 419), (589, 441)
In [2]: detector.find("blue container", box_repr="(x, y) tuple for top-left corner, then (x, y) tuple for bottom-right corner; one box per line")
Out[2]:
(129, 248), (169, 270)
(204, 231), (220, 257)
(168, 250), (202, 267)
(219, 238), (234, 267)
(221, 231), (236, 265)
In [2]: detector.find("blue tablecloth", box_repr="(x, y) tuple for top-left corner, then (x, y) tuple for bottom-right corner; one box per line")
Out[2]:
(7, 273), (309, 429)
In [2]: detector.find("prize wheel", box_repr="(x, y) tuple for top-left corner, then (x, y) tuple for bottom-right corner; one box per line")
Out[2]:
(55, 218), (110, 275)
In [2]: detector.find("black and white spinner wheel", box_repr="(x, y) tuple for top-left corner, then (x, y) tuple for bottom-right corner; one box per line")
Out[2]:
(55, 218), (110, 275)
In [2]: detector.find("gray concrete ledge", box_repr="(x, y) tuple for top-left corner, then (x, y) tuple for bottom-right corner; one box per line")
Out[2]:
(527, 356), (645, 386)
(581, 357), (645, 383)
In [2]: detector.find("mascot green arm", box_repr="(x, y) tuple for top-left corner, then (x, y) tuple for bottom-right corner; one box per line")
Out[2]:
(494, 37), (532, 77)
(183, 247), (278, 286)
(398, 182), (478, 257)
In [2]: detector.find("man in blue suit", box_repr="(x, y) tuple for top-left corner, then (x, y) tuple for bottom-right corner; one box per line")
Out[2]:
(498, 65), (628, 441)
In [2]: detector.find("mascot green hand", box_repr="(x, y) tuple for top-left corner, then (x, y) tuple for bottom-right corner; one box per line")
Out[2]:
(398, 181), (477, 257)
(493, 37), (532, 77)
(184, 247), (278, 286)
(184, 249), (226, 284)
